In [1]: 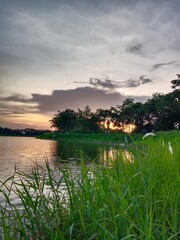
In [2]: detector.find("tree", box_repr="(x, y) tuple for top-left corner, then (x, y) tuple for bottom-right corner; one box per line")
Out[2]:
(108, 106), (123, 130)
(120, 98), (134, 110)
(76, 106), (101, 133)
(144, 91), (180, 130)
(119, 98), (135, 125)
(119, 101), (146, 132)
(144, 93), (163, 129)
(129, 102), (146, 131)
(96, 108), (112, 131)
(171, 74), (180, 89)
(49, 109), (77, 132)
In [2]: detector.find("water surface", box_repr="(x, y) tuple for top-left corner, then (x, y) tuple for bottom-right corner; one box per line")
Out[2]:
(0, 136), (122, 181)
(0, 136), (123, 207)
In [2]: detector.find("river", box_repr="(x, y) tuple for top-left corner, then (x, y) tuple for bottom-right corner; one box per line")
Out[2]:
(0, 136), (125, 207)
(0, 136), (122, 180)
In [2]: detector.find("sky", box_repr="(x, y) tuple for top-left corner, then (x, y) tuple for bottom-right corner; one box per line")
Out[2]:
(0, 0), (180, 129)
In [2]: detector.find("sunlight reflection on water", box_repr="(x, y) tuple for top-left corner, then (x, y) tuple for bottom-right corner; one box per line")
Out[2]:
(0, 137), (133, 207)
(122, 150), (134, 162)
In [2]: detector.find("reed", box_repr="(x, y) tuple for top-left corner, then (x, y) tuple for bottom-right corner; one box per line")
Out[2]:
(0, 138), (180, 239)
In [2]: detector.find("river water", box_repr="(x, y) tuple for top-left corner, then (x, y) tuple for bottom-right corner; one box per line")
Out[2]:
(0, 136), (121, 180)
(0, 136), (125, 207)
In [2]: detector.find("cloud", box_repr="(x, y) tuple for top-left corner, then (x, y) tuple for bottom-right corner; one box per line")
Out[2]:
(0, 109), (25, 117)
(0, 0), (180, 97)
(74, 75), (153, 91)
(0, 87), (150, 116)
(120, 76), (152, 88)
(1, 94), (30, 103)
(31, 87), (124, 113)
(151, 61), (176, 71)
(89, 76), (119, 90)
(0, 94), (39, 118)
(139, 75), (153, 84)
(125, 43), (144, 56)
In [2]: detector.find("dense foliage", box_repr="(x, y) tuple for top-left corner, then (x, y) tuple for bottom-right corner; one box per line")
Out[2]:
(50, 77), (180, 133)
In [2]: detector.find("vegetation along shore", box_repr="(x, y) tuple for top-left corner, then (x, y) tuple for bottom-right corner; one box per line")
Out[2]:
(38, 130), (180, 144)
(0, 131), (180, 239)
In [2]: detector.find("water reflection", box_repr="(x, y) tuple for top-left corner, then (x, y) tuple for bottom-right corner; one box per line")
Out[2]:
(0, 137), (133, 207)
(50, 140), (120, 166)
(50, 140), (133, 167)
(50, 140), (100, 162)
(122, 150), (134, 163)
(98, 146), (118, 166)
(0, 137), (134, 182)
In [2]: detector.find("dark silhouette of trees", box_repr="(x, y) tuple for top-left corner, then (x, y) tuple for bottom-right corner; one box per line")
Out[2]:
(0, 127), (50, 136)
(143, 90), (180, 130)
(76, 106), (100, 133)
(50, 76), (180, 133)
(171, 74), (180, 89)
(49, 109), (77, 132)
(96, 108), (112, 131)
(49, 106), (101, 133)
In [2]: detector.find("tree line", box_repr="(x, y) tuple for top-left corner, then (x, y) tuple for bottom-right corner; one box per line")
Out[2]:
(0, 127), (51, 136)
(50, 75), (180, 133)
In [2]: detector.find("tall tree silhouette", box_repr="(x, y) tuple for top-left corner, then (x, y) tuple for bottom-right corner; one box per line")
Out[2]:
(171, 74), (180, 89)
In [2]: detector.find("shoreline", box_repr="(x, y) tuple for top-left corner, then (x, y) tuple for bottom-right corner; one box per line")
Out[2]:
(37, 132), (142, 144)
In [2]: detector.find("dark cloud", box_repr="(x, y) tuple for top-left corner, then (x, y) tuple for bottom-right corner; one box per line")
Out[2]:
(151, 61), (176, 71)
(139, 75), (153, 84)
(120, 76), (152, 88)
(0, 87), (150, 116)
(1, 94), (30, 103)
(0, 110), (24, 117)
(125, 79), (140, 88)
(75, 75), (153, 91)
(89, 77), (119, 90)
(0, 95), (38, 117)
(31, 87), (124, 113)
(0, 105), (37, 116)
(125, 43), (144, 56)
(90, 75), (152, 89)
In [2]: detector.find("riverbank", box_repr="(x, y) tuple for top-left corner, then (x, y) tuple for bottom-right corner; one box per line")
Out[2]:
(37, 130), (180, 144)
(38, 132), (143, 143)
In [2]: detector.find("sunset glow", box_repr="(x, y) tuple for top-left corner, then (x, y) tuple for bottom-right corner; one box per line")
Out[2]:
(0, 0), (179, 129)
(122, 124), (136, 133)
(103, 119), (136, 133)
(0, 114), (51, 129)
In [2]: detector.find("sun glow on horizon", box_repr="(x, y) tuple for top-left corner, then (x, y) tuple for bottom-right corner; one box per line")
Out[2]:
(122, 124), (136, 133)
(0, 113), (51, 130)
(103, 118), (136, 133)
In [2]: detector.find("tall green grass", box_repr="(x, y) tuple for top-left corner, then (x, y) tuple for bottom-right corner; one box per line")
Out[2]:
(0, 138), (180, 239)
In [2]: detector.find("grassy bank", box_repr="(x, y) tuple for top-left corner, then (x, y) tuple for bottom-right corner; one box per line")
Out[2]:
(37, 132), (142, 143)
(0, 135), (180, 239)
(38, 130), (180, 144)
